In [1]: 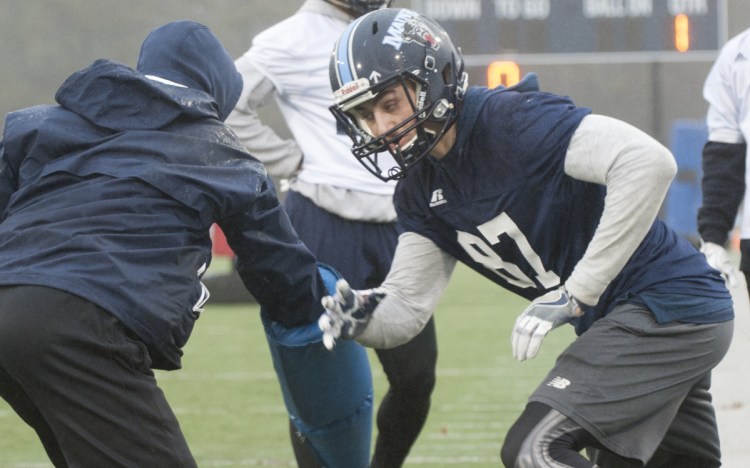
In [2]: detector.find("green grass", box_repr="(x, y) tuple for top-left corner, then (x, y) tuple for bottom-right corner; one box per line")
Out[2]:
(0, 264), (574, 467)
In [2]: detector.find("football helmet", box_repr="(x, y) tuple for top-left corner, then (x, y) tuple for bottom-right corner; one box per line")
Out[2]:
(329, 8), (467, 181)
(324, 0), (392, 17)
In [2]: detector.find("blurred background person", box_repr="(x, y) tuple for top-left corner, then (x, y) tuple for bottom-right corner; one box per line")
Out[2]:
(225, 1), (438, 466)
(698, 26), (750, 298)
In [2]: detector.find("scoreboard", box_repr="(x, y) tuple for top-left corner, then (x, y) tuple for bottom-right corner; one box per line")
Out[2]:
(408, 0), (726, 55)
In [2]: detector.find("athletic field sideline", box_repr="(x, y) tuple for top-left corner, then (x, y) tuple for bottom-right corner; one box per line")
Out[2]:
(2, 263), (749, 467)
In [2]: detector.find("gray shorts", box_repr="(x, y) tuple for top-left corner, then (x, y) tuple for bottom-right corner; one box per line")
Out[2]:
(529, 303), (733, 463)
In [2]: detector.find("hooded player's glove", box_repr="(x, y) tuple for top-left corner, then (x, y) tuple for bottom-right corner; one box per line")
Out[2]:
(700, 240), (739, 288)
(318, 279), (386, 350)
(511, 286), (582, 361)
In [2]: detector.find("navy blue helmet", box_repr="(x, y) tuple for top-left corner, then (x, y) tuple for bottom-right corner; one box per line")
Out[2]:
(329, 8), (467, 181)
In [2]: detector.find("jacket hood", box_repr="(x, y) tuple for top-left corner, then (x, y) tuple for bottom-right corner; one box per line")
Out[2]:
(136, 20), (242, 121)
(55, 21), (242, 131)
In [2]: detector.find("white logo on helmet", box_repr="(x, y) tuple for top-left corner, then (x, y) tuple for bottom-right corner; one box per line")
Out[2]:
(416, 89), (427, 111)
(382, 10), (417, 50)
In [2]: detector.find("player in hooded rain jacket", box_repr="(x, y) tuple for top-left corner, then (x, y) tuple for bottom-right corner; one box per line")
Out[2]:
(0, 20), (341, 467)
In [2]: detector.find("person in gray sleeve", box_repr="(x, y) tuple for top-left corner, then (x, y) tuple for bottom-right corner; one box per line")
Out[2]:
(225, 1), (438, 467)
(698, 27), (750, 297)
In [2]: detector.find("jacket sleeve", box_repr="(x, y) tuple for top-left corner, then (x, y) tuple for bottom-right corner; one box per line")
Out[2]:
(697, 141), (746, 245)
(218, 177), (325, 328)
(0, 138), (22, 218)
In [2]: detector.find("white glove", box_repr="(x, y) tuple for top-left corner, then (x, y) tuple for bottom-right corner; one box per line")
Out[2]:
(318, 279), (386, 350)
(511, 286), (583, 362)
(700, 240), (738, 288)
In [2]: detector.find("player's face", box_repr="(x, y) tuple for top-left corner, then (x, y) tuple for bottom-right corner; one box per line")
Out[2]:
(352, 83), (419, 152)
(348, 79), (455, 160)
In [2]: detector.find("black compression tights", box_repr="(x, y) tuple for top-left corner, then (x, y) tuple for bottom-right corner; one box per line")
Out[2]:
(370, 316), (437, 467)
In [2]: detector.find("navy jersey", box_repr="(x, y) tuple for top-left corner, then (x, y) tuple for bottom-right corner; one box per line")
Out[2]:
(395, 86), (732, 334)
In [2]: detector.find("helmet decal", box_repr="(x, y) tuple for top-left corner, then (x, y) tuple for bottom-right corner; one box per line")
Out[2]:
(333, 77), (370, 105)
(334, 19), (362, 84)
(402, 19), (441, 51)
(382, 9), (418, 50)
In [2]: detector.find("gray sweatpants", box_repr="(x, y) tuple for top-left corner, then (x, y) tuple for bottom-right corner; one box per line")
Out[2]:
(530, 303), (733, 464)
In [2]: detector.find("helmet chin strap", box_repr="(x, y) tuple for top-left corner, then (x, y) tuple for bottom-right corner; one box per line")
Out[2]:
(396, 134), (418, 152)
(391, 125), (435, 165)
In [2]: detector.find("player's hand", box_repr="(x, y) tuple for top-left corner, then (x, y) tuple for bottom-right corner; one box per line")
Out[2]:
(511, 286), (582, 362)
(700, 240), (738, 288)
(318, 279), (386, 350)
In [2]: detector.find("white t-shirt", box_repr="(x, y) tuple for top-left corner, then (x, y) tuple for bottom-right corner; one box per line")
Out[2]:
(226, 0), (397, 221)
(703, 27), (750, 236)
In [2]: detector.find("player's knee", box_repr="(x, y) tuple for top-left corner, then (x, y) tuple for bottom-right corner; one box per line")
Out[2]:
(501, 402), (596, 467)
(501, 402), (544, 466)
(390, 364), (436, 398)
(500, 441), (517, 467)
(379, 348), (436, 397)
(376, 317), (438, 398)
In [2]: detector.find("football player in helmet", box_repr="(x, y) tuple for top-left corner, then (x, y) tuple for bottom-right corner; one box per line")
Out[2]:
(323, 8), (734, 467)
(226, 1), (440, 467)
(329, 8), (467, 181)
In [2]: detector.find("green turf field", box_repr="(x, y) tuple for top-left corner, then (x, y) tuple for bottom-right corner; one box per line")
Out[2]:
(0, 264), (574, 467)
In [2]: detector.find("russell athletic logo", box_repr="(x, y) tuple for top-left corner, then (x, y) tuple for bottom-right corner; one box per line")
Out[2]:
(546, 376), (571, 389)
(429, 189), (447, 207)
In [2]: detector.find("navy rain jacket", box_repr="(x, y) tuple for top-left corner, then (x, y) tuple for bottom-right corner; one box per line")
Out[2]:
(0, 21), (326, 370)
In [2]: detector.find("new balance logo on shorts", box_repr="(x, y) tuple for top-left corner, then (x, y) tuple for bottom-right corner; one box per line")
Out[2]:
(546, 376), (571, 389)
(429, 188), (447, 207)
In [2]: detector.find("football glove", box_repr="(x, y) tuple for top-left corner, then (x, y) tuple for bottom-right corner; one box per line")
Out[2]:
(700, 240), (738, 288)
(511, 286), (582, 362)
(318, 279), (386, 350)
